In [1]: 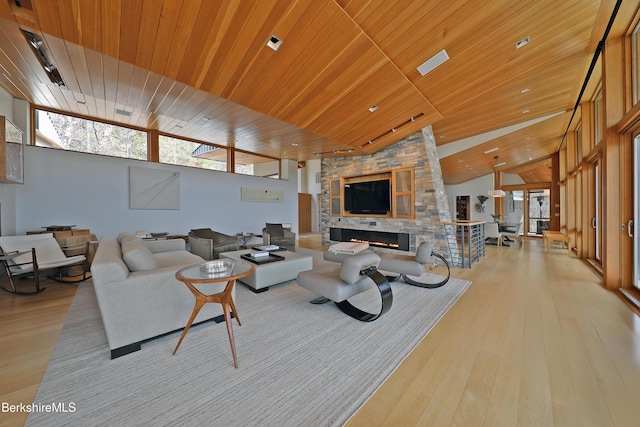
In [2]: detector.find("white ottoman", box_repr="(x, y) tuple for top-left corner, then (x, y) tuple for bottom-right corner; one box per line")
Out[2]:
(220, 249), (313, 292)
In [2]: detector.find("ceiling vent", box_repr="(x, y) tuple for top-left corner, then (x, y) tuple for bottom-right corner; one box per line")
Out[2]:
(417, 49), (449, 76)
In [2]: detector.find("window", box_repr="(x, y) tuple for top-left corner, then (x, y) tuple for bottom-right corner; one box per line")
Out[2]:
(159, 136), (227, 171)
(527, 189), (551, 235)
(594, 89), (604, 146)
(34, 109), (147, 160)
(235, 151), (280, 178)
(576, 125), (582, 166)
(633, 22), (640, 105)
(33, 109), (285, 180)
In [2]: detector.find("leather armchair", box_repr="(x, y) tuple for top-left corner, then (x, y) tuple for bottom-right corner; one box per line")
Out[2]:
(262, 223), (296, 252)
(188, 228), (239, 260)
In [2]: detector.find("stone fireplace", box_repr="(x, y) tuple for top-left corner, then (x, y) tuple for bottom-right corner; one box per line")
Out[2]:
(329, 227), (410, 251)
(320, 126), (455, 259)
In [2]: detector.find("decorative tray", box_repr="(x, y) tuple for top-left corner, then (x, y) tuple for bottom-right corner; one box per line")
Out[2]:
(241, 253), (285, 265)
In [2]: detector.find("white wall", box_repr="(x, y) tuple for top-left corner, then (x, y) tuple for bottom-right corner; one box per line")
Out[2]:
(503, 173), (525, 185)
(445, 174), (496, 222)
(16, 146), (299, 239)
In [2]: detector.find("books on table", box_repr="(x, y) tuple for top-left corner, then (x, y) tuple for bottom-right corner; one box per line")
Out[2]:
(253, 245), (280, 251)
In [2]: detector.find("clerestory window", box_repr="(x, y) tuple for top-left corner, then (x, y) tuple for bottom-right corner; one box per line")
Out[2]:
(34, 109), (147, 160)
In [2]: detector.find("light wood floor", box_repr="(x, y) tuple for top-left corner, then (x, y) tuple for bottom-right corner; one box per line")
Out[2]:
(2, 236), (640, 426)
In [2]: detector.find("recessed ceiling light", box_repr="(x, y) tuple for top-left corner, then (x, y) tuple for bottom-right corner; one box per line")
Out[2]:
(516, 36), (530, 49)
(458, 159), (464, 163)
(528, 157), (533, 160)
(115, 108), (132, 117)
(484, 147), (499, 154)
(291, 143), (298, 146)
(522, 109), (530, 114)
(417, 49), (449, 76)
(521, 87), (531, 93)
(266, 35), (283, 51)
(368, 105), (379, 112)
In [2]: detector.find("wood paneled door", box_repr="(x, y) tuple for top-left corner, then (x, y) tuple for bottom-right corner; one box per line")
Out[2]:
(298, 193), (312, 234)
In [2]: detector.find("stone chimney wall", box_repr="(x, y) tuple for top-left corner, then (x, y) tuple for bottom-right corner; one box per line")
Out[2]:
(321, 126), (454, 259)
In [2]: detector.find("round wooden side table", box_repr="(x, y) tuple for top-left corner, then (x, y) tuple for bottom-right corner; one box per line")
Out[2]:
(173, 261), (254, 368)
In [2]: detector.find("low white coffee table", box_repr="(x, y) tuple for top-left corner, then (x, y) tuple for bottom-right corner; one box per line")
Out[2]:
(219, 249), (313, 292)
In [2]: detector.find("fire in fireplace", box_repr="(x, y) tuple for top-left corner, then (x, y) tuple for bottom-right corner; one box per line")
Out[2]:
(330, 228), (410, 251)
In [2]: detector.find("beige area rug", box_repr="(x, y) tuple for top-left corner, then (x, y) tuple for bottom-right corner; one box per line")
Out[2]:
(27, 248), (471, 427)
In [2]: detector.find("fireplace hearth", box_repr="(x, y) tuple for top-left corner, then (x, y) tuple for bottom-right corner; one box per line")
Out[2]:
(330, 228), (410, 251)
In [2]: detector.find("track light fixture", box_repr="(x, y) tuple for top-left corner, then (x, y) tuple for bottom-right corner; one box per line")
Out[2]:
(20, 30), (65, 86)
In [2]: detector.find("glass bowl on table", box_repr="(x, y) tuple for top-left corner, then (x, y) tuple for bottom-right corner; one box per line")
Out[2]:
(199, 259), (235, 278)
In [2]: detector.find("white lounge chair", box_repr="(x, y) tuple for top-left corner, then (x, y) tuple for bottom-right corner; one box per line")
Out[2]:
(0, 233), (91, 294)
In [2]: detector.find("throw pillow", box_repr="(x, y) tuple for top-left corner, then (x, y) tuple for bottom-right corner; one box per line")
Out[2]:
(265, 223), (284, 238)
(122, 240), (157, 271)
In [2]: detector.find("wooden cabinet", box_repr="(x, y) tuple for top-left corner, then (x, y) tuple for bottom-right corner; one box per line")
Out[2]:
(330, 167), (415, 218)
(329, 177), (343, 215)
(392, 167), (414, 218)
(0, 116), (24, 183)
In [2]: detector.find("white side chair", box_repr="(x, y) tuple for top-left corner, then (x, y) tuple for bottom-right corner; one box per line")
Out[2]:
(501, 222), (524, 248)
(0, 233), (90, 294)
(485, 222), (504, 247)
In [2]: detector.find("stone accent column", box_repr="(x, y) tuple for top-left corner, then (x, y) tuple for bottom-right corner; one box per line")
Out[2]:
(321, 126), (455, 261)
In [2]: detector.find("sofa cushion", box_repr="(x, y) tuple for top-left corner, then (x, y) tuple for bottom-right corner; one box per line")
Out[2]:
(122, 240), (158, 271)
(117, 232), (136, 244)
(153, 250), (203, 268)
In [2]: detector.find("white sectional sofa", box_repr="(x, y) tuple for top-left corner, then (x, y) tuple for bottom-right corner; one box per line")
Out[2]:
(91, 234), (230, 358)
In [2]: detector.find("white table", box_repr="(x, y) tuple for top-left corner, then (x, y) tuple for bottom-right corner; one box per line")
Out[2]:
(219, 249), (313, 292)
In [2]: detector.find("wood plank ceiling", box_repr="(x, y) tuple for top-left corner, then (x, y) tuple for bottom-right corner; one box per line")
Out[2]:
(0, 0), (628, 184)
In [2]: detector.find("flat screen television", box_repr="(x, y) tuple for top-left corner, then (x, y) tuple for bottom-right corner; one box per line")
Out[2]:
(344, 179), (391, 214)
